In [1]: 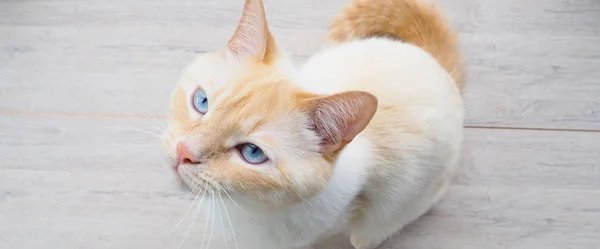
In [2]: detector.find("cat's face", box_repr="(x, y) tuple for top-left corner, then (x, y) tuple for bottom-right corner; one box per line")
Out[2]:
(162, 0), (377, 207)
(163, 52), (331, 205)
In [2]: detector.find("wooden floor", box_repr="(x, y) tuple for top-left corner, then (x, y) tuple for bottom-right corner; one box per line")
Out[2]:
(1, 0), (599, 248)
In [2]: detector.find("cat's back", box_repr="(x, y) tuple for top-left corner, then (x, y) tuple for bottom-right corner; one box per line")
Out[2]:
(300, 38), (457, 101)
(299, 37), (463, 179)
(299, 38), (462, 123)
(298, 37), (464, 241)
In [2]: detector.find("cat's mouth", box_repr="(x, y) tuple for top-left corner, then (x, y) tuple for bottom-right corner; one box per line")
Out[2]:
(171, 156), (194, 173)
(170, 153), (221, 196)
(172, 158), (182, 173)
(177, 163), (221, 195)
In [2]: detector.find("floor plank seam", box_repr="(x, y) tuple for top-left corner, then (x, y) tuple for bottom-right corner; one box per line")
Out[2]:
(2, 110), (599, 133)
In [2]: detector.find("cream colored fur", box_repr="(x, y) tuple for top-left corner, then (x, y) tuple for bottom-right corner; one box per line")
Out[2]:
(163, 0), (464, 248)
(214, 38), (463, 249)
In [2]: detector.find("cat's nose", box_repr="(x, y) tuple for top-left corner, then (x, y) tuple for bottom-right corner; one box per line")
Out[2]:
(176, 142), (201, 164)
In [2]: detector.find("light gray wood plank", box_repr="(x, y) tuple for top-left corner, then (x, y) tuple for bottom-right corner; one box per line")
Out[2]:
(461, 34), (600, 129)
(439, 0), (600, 36)
(0, 0), (345, 29)
(2, 31), (598, 129)
(2, 0), (600, 249)
(1, 115), (599, 248)
(1, 0), (599, 129)
(2, 0), (599, 36)
(457, 128), (600, 190)
(0, 115), (168, 172)
(0, 115), (198, 249)
(0, 42), (310, 117)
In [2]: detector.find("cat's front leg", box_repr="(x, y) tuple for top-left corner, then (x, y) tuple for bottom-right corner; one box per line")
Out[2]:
(347, 198), (418, 249)
(349, 230), (388, 249)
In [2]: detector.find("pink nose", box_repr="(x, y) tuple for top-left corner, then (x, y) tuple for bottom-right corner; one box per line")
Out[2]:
(176, 142), (201, 164)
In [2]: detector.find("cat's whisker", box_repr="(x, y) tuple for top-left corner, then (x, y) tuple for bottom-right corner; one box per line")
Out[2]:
(176, 184), (208, 249)
(205, 194), (216, 249)
(133, 118), (166, 135)
(134, 129), (163, 139)
(222, 188), (257, 218)
(217, 193), (229, 249)
(183, 184), (201, 200)
(113, 126), (164, 139)
(138, 106), (169, 131)
(109, 105), (167, 134)
(199, 194), (212, 249)
(170, 184), (204, 234)
(219, 192), (239, 249)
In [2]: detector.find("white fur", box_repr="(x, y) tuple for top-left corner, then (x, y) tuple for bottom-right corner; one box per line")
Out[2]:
(205, 38), (464, 249)
(214, 134), (372, 249)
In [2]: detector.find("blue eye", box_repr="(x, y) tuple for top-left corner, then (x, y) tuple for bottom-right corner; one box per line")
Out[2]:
(192, 87), (208, 114)
(238, 143), (268, 164)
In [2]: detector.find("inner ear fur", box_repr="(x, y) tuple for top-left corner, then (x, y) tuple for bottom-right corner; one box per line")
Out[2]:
(301, 91), (378, 153)
(226, 0), (278, 64)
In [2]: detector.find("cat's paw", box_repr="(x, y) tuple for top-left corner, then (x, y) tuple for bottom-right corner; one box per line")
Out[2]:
(349, 233), (382, 249)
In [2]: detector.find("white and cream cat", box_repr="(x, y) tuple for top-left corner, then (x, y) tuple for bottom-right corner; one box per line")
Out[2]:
(162, 0), (464, 248)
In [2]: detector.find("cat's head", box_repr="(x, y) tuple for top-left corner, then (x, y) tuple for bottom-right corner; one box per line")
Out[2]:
(162, 0), (377, 207)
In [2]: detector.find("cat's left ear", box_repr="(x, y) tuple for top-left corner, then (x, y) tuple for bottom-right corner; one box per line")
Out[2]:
(302, 91), (378, 153)
(226, 0), (278, 63)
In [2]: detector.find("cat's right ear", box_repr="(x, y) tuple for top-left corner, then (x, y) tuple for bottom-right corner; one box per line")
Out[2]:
(226, 0), (278, 62)
(302, 91), (378, 153)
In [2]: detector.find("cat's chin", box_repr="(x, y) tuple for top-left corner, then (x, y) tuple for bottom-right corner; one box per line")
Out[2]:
(178, 164), (225, 194)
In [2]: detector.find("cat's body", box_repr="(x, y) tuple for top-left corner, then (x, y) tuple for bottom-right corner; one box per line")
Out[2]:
(218, 37), (462, 249)
(163, 0), (463, 249)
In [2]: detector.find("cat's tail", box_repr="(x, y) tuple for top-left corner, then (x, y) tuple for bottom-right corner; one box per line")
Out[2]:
(328, 0), (463, 86)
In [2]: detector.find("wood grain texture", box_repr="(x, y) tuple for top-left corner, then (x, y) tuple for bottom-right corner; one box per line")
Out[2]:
(1, 116), (599, 249)
(1, 0), (599, 129)
(1, 0), (600, 248)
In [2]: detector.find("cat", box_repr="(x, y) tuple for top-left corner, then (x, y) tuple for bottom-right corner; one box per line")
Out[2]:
(162, 0), (464, 248)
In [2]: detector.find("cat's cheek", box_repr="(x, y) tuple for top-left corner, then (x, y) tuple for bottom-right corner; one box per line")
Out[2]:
(225, 167), (283, 194)
(285, 158), (332, 200)
(204, 157), (282, 193)
(160, 132), (175, 158)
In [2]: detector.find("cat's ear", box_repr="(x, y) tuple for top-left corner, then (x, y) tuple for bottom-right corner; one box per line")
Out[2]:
(303, 91), (378, 153)
(226, 0), (277, 62)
